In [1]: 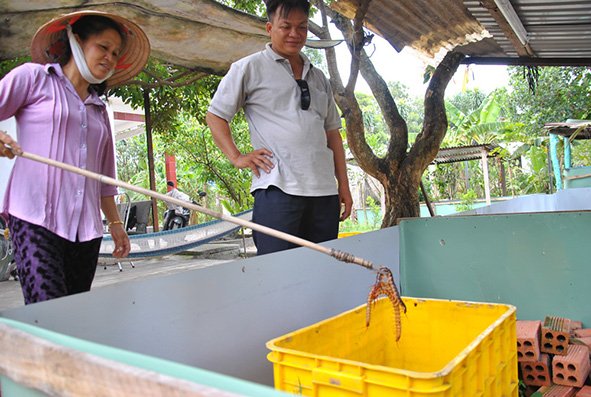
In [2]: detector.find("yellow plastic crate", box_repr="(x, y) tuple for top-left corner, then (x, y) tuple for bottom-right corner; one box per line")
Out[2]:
(266, 297), (517, 397)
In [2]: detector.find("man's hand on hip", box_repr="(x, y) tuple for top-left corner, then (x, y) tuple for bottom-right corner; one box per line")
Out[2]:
(232, 149), (274, 178)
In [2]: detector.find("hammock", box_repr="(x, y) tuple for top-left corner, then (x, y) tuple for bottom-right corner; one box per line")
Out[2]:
(99, 210), (252, 262)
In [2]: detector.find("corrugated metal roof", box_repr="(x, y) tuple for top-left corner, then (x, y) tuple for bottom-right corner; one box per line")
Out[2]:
(331, 0), (492, 58)
(466, 0), (591, 58)
(544, 121), (591, 139)
(432, 144), (499, 164)
(330, 0), (591, 64)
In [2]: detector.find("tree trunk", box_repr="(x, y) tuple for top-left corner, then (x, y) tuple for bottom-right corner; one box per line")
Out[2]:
(381, 170), (421, 225)
(311, 1), (463, 227)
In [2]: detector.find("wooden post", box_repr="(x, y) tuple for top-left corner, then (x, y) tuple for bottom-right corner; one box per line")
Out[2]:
(143, 90), (159, 232)
(464, 161), (470, 191)
(481, 148), (491, 205)
(498, 157), (507, 197)
(420, 180), (435, 217)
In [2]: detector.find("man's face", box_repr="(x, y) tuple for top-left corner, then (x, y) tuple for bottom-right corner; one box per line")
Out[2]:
(266, 6), (308, 59)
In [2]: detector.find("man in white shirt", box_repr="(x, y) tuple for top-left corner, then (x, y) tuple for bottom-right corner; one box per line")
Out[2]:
(165, 181), (191, 215)
(206, 0), (352, 255)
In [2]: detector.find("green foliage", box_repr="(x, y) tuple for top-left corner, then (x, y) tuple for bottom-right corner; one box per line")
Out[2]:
(159, 112), (254, 211)
(339, 196), (381, 233)
(423, 65), (435, 84)
(448, 89), (486, 115)
(352, 81), (423, 157)
(303, 47), (329, 75)
(355, 92), (389, 156)
(455, 189), (477, 212)
(216, 0), (267, 16)
(112, 56), (255, 216)
(388, 81), (423, 140)
(501, 66), (591, 192)
(444, 89), (521, 146)
(0, 57), (29, 79)
(115, 112), (254, 222)
(111, 58), (220, 134)
(506, 66), (591, 138)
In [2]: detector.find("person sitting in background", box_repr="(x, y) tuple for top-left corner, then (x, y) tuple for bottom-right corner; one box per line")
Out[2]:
(165, 181), (192, 214)
(162, 181), (193, 229)
(0, 10), (150, 304)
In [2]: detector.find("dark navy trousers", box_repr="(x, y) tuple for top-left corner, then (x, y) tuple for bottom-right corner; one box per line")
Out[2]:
(252, 186), (340, 255)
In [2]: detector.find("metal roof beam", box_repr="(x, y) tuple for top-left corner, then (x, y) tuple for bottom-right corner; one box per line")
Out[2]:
(479, 0), (535, 57)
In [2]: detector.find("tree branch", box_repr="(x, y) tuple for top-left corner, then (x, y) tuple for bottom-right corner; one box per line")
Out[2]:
(358, 51), (408, 164)
(310, 0), (345, 94)
(314, 0), (382, 177)
(409, 51), (464, 171)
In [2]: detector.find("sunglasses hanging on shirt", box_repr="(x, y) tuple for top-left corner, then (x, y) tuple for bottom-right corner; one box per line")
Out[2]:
(296, 79), (311, 110)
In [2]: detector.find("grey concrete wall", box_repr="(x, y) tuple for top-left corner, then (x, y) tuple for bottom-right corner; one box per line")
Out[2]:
(1, 227), (399, 386)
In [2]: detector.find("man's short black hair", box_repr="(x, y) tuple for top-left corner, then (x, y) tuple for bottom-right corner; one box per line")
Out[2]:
(167, 181), (175, 187)
(265, 0), (310, 22)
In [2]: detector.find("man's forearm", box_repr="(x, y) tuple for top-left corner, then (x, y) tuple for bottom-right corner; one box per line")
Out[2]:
(326, 129), (349, 188)
(206, 111), (241, 164)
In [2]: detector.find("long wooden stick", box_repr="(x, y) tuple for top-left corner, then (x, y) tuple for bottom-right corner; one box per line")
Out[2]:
(18, 151), (377, 272)
(0, 321), (243, 397)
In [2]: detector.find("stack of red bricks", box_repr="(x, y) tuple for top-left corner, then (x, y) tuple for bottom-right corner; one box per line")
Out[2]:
(518, 316), (591, 397)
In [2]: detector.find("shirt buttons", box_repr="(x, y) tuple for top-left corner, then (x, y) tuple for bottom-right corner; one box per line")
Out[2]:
(81, 144), (87, 150)
(76, 190), (83, 196)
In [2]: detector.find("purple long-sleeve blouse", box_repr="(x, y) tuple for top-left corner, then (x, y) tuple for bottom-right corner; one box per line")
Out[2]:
(0, 63), (118, 242)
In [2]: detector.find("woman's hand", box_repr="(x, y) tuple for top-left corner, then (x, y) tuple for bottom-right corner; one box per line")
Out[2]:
(109, 223), (131, 258)
(0, 130), (21, 159)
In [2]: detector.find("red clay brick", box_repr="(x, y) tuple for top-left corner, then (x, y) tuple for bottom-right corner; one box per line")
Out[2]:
(553, 344), (591, 387)
(542, 316), (572, 355)
(572, 337), (591, 351)
(576, 386), (591, 397)
(537, 384), (577, 397)
(518, 320), (542, 362)
(574, 329), (591, 339)
(520, 353), (552, 386)
(571, 321), (583, 333)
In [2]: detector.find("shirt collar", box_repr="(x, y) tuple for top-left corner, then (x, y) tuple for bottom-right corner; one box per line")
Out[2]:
(44, 63), (105, 107)
(264, 43), (312, 69)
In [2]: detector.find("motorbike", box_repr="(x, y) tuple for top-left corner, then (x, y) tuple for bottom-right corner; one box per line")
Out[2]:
(162, 191), (206, 231)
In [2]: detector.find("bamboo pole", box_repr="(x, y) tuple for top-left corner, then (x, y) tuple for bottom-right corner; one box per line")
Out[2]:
(17, 151), (377, 272)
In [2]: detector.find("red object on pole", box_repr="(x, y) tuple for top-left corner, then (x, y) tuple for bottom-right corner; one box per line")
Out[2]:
(165, 154), (177, 191)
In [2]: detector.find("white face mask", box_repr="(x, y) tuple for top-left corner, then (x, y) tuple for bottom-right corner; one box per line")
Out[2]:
(66, 24), (114, 85)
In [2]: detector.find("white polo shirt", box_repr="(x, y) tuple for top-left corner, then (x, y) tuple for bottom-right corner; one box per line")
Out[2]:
(208, 43), (342, 197)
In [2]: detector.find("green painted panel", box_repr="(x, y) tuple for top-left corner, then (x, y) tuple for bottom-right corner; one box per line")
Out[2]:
(400, 212), (591, 324)
(564, 166), (591, 189)
(1, 377), (45, 397)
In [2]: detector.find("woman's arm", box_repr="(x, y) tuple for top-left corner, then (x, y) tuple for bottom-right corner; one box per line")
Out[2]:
(101, 196), (131, 258)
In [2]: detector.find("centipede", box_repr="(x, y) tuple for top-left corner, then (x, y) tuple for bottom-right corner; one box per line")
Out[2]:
(366, 266), (406, 341)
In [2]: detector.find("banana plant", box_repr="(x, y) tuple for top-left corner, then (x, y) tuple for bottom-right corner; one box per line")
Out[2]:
(444, 91), (521, 146)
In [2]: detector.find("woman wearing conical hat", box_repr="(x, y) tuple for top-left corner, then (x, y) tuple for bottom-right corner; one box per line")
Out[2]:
(0, 10), (150, 304)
